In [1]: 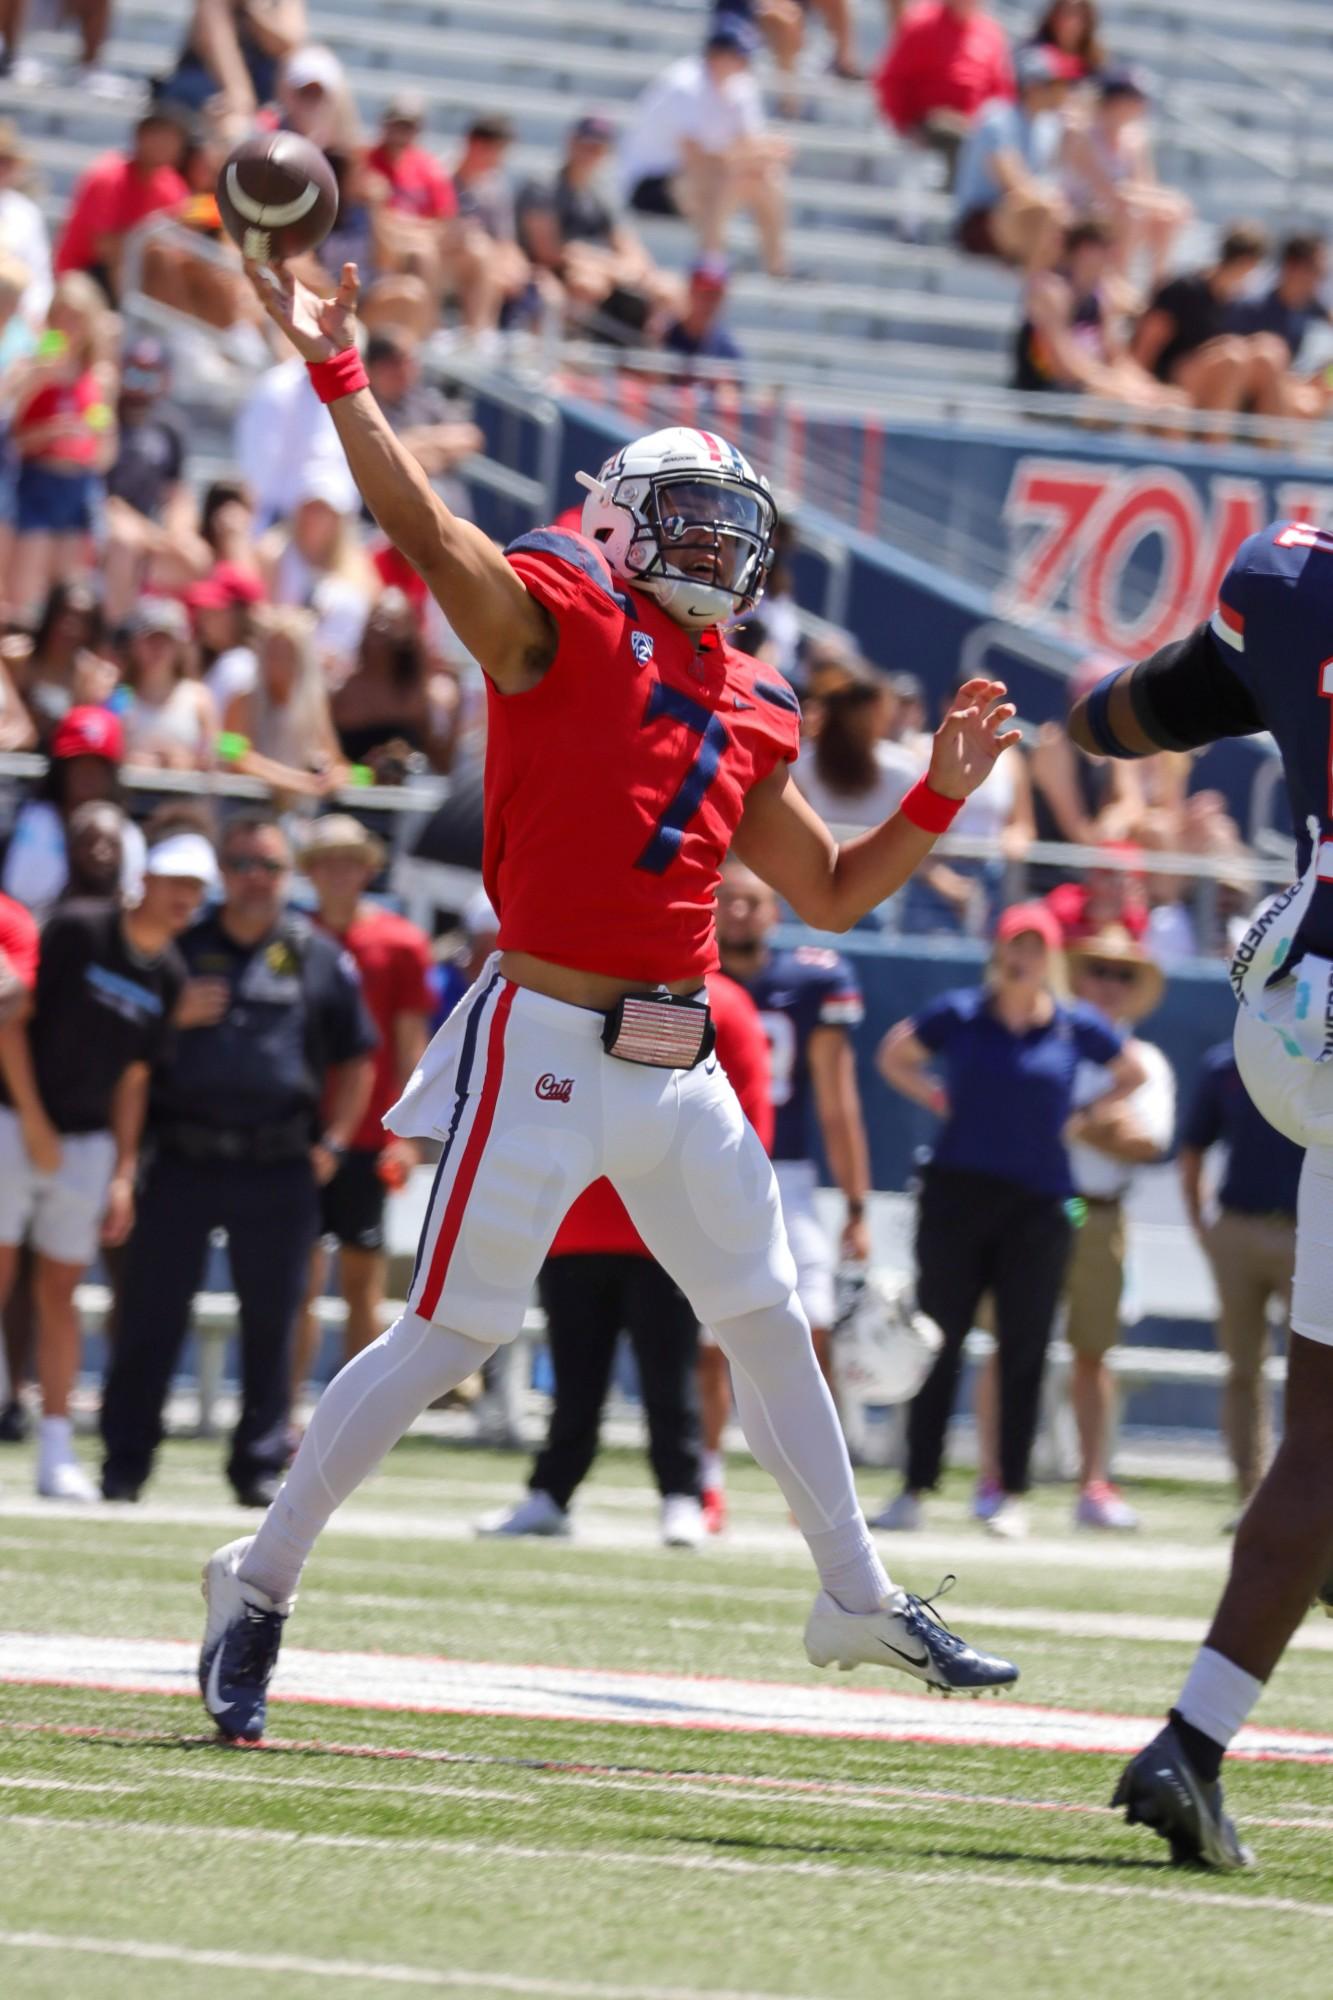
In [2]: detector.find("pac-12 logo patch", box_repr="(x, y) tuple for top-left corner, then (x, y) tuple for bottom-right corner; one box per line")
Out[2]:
(630, 630), (655, 665)
(535, 1073), (574, 1103)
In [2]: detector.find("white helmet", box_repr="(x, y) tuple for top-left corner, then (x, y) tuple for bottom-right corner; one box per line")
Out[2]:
(1231, 830), (1333, 1146)
(831, 1267), (944, 1408)
(575, 426), (777, 632)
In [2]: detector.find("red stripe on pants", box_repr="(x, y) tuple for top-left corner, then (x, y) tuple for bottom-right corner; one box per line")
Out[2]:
(415, 981), (516, 1320)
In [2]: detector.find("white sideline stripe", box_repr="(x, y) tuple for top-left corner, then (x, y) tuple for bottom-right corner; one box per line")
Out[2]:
(0, 1493), (1236, 1572)
(0, 1929), (811, 2000)
(3, 1826), (1333, 1925)
(3, 1633), (1331, 1762)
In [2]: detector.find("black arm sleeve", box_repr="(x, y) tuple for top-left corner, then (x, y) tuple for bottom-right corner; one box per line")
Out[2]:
(1128, 621), (1264, 752)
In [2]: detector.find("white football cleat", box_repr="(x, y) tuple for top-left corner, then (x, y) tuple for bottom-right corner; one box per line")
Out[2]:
(661, 1495), (704, 1548)
(475, 1489), (571, 1538)
(805, 1579), (1019, 1693)
(198, 1536), (291, 1743)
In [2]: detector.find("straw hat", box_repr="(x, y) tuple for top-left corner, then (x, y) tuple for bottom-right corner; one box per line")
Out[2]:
(1066, 924), (1164, 1022)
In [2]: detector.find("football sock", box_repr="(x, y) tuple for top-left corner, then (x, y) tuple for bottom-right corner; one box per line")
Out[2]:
(710, 1296), (892, 1614)
(241, 1312), (496, 1606)
(1173, 1645), (1264, 1778)
(700, 1449), (725, 1491)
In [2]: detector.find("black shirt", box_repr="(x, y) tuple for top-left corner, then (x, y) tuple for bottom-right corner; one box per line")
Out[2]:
(107, 410), (186, 522)
(151, 910), (377, 1132)
(1226, 284), (1331, 365)
(1145, 271), (1226, 381)
(0, 899), (185, 1134)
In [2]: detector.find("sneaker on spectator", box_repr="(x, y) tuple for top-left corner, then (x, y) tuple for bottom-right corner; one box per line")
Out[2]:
(870, 1491), (923, 1532)
(661, 1495), (704, 1549)
(10, 55), (51, 84)
(70, 61), (140, 99)
(1075, 1481), (1139, 1532)
(37, 1433), (99, 1503)
(971, 1478), (1003, 1522)
(701, 1486), (727, 1535)
(0, 1398), (30, 1444)
(985, 1496), (1029, 1540)
(475, 1490), (570, 1538)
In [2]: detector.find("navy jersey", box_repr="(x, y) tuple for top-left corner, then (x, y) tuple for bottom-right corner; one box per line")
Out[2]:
(739, 945), (863, 1162)
(1133, 520), (1333, 952)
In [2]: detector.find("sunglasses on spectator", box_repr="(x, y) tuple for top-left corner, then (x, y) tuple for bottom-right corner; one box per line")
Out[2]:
(1084, 963), (1139, 984)
(223, 854), (286, 875)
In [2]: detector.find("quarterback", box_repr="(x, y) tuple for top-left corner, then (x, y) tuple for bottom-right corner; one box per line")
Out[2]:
(199, 259), (1021, 1741)
(1073, 519), (1333, 1869)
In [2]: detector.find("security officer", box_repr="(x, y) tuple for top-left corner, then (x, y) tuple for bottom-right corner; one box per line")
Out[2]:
(101, 810), (377, 1504)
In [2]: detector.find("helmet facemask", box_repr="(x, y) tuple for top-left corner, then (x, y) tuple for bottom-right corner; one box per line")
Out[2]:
(596, 468), (777, 630)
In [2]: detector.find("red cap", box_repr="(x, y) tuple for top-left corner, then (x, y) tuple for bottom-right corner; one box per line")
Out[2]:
(50, 705), (124, 764)
(995, 900), (1064, 951)
(185, 562), (266, 614)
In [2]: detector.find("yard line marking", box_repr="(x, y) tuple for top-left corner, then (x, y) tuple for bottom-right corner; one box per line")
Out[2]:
(7, 1722), (1333, 1837)
(0, 1930), (817, 1999)
(3, 1633), (1330, 1763)
(4, 1819), (1333, 1922)
(0, 1776), (143, 1797)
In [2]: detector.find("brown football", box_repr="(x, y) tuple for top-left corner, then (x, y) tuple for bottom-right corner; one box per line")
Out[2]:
(216, 131), (339, 264)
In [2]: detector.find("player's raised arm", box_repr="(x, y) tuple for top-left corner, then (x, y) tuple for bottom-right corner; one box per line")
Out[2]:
(245, 260), (555, 693)
(1068, 614), (1263, 761)
(735, 677), (1019, 932)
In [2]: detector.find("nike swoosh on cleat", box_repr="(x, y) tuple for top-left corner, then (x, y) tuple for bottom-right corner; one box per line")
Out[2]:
(205, 1641), (232, 1716)
(878, 1639), (930, 1669)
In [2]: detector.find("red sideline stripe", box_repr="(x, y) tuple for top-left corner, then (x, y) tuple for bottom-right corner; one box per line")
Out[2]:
(1216, 598), (1245, 635)
(416, 982), (516, 1318)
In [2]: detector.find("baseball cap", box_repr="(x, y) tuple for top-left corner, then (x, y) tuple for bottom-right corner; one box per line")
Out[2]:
(995, 900), (1064, 951)
(296, 813), (387, 872)
(572, 112), (615, 145)
(383, 90), (427, 125)
(706, 13), (761, 56)
(186, 562), (266, 614)
(145, 831), (220, 889)
(50, 705), (124, 765)
(127, 595), (191, 642)
(285, 44), (343, 94)
(1014, 43), (1080, 89)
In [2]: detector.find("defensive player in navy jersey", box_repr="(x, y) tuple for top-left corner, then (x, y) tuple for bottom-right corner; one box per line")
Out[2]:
(1071, 519), (1333, 1869)
(711, 859), (870, 1516)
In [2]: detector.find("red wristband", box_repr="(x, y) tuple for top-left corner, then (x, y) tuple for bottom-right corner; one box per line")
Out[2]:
(900, 776), (963, 834)
(307, 348), (368, 404)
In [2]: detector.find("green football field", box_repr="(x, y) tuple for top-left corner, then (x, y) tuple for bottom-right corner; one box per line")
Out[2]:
(3, 1431), (1333, 2000)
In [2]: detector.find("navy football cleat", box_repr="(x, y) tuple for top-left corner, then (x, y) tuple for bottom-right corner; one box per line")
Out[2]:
(1112, 1722), (1254, 1870)
(199, 1536), (291, 1743)
(805, 1575), (1019, 1693)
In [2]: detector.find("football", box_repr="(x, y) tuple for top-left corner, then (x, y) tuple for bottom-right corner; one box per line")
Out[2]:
(215, 131), (339, 265)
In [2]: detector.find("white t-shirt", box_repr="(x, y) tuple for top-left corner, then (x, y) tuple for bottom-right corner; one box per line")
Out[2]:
(206, 645), (259, 714)
(0, 187), (52, 325)
(793, 738), (919, 830)
(617, 55), (765, 194)
(1070, 1036), (1175, 1201)
(1, 800), (146, 922)
(234, 359), (359, 527)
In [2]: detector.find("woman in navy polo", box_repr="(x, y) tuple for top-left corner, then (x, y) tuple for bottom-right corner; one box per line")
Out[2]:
(874, 900), (1145, 1539)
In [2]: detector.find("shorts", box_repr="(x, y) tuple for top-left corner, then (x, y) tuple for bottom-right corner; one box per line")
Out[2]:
(956, 208), (999, 258)
(319, 1146), (387, 1252)
(0, 1105), (116, 1264)
(16, 462), (101, 537)
(629, 174), (681, 217)
(387, 961), (797, 1345)
(1292, 1144), (1333, 1345)
(775, 1158), (836, 1331)
(1063, 1196), (1126, 1358)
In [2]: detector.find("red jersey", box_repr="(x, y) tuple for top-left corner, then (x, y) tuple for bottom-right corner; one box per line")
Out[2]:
(488, 529), (801, 983)
(552, 969), (774, 1258)
(875, 2), (1014, 134)
(55, 152), (189, 275)
(15, 370), (104, 467)
(366, 141), (458, 221)
(0, 892), (39, 989)
(317, 904), (433, 1151)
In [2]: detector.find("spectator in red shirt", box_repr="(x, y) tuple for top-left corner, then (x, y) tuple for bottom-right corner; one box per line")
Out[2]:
(1044, 842), (1149, 943)
(476, 970), (773, 1548)
(367, 93), (456, 222)
(54, 104), (192, 299)
(876, 0), (1014, 179)
(291, 814), (433, 1399)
